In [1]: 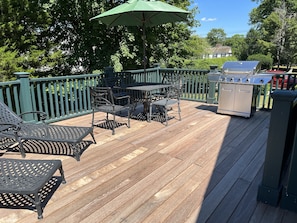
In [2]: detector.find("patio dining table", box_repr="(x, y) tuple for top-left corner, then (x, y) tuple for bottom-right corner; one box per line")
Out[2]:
(125, 83), (171, 120)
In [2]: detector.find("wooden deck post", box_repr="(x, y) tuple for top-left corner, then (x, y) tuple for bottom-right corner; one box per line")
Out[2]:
(257, 90), (297, 206)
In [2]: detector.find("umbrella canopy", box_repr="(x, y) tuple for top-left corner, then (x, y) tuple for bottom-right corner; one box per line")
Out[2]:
(90, 0), (189, 27)
(90, 0), (190, 80)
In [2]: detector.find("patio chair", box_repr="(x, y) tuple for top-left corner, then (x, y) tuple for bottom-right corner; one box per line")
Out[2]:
(90, 86), (131, 135)
(103, 72), (132, 100)
(0, 101), (96, 161)
(0, 158), (66, 219)
(153, 71), (182, 100)
(148, 74), (182, 126)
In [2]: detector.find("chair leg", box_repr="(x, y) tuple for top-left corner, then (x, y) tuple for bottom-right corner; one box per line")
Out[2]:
(90, 131), (96, 144)
(127, 109), (130, 128)
(59, 165), (67, 184)
(148, 103), (152, 122)
(178, 102), (181, 121)
(18, 140), (26, 158)
(112, 114), (115, 135)
(165, 106), (168, 126)
(34, 193), (43, 219)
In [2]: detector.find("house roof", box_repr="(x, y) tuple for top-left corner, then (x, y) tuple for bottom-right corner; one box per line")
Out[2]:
(210, 44), (232, 54)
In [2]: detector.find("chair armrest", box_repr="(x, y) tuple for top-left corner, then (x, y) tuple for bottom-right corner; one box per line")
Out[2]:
(0, 123), (20, 133)
(114, 94), (130, 100)
(19, 111), (48, 122)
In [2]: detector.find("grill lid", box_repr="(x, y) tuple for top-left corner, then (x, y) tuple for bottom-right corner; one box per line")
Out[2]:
(222, 61), (260, 76)
(207, 61), (273, 85)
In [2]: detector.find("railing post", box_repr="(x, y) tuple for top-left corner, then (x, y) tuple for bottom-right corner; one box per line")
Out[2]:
(207, 65), (219, 104)
(257, 90), (297, 206)
(280, 97), (297, 212)
(14, 72), (34, 121)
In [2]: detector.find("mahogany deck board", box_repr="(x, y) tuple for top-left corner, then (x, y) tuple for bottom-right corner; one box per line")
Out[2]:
(1, 100), (297, 223)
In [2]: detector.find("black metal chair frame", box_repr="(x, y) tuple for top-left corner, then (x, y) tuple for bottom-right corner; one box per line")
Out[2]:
(0, 101), (96, 161)
(90, 86), (131, 135)
(148, 73), (182, 126)
(0, 158), (66, 219)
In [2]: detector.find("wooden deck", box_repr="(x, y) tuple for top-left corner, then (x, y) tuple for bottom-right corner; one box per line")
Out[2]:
(1, 100), (297, 223)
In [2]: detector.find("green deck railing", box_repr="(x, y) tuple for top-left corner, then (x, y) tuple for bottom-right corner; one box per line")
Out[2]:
(0, 66), (282, 123)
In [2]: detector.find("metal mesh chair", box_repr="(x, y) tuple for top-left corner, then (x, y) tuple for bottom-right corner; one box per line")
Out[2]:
(0, 158), (66, 219)
(90, 86), (131, 135)
(149, 73), (182, 126)
(0, 101), (96, 161)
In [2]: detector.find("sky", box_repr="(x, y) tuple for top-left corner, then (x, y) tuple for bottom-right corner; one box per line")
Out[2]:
(191, 0), (259, 37)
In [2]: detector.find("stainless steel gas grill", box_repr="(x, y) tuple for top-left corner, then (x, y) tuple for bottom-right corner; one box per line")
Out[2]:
(216, 61), (272, 118)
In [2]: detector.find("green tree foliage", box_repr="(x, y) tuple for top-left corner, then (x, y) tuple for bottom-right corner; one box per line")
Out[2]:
(225, 34), (248, 60)
(0, 0), (196, 77)
(206, 28), (227, 47)
(192, 56), (238, 70)
(183, 35), (210, 68)
(0, 0), (64, 77)
(0, 46), (24, 80)
(247, 53), (273, 69)
(245, 28), (264, 57)
(250, 0), (297, 67)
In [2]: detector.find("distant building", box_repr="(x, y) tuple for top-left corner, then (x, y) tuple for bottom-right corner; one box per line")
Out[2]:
(203, 44), (232, 59)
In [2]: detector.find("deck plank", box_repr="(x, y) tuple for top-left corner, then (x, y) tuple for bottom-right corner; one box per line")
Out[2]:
(1, 100), (296, 223)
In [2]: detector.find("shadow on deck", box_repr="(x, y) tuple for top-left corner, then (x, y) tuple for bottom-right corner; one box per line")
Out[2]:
(1, 100), (297, 223)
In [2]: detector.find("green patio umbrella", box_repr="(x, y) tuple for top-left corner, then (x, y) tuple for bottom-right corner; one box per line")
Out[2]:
(90, 0), (190, 79)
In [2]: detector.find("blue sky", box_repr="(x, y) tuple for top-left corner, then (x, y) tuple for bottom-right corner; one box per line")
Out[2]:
(191, 0), (259, 37)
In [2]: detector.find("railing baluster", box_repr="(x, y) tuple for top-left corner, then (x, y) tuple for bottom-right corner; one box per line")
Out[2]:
(42, 82), (49, 119)
(64, 79), (69, 116)
(1, 68), (285, 123)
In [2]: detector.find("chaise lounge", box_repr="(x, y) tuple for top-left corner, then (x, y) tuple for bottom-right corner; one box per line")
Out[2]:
(0, 100), (96, 161)
(0, 158), (66, 219)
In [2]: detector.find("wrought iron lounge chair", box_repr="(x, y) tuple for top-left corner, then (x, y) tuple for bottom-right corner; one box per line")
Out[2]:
(90, 86), (131, 135)
(0, 101), (96, 161)
(0, 158), (66, 219)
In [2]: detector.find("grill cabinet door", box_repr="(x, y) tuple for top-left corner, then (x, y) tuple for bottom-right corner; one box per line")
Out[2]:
(218, 83), (235, 111)
(233, 84), (253, 114)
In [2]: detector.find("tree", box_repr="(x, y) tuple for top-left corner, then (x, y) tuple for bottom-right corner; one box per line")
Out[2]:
(0, 0), (196, 77)
(206, 28), (227, 46)
(245, 28), (264, 56)
(0, 0), (64, 77)
(225, 34), (248, 60)
(249, 0), (297, 67)
(0, 46), (24, 81)
(182, 35), (210, 68)
(247, 53), (273, 69)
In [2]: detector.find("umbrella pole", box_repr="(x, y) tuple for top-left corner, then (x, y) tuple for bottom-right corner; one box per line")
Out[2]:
(142, 12), (147, 82)
(143, 25), (146, 82)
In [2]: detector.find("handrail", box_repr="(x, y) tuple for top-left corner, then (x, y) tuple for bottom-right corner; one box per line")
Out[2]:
(0, 67), (282, 123)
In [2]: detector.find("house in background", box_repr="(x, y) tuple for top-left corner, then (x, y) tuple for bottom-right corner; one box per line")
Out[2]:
(203, 44), (232, 59)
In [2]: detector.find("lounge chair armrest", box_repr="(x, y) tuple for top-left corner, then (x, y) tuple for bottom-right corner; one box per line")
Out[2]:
(19, 111), (48, 122)
(114, 94), (130, 100)
(0, 123), (21, 132)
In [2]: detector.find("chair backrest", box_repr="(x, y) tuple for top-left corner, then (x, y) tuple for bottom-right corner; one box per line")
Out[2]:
(104, 77), (121, 88)
(103, 72), (132, 88)
(90, 87), (115, 108)
(0, 101), (23, 126)
(161, 72), (183, 99)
